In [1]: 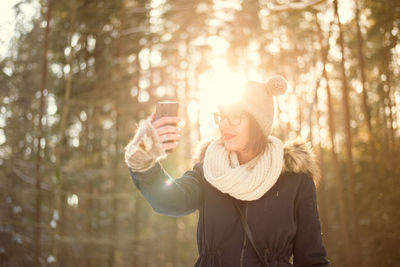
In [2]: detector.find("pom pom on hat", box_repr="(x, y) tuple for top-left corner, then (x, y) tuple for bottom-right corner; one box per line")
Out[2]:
(265, 75), (288, 96)
(220, 74), (288, 138)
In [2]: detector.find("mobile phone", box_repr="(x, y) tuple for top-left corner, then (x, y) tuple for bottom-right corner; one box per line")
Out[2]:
(154, 101), (179, 122)
(154, 101), (179, 153)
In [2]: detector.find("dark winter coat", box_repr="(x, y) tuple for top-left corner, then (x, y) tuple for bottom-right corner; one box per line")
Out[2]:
(128, 138), (330, 267)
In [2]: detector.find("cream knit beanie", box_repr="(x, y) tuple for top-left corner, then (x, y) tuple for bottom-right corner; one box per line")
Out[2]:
(220, 76), (288, 138)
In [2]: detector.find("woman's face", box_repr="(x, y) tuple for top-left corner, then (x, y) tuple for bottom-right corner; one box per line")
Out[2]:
(217, 106), (251, 152)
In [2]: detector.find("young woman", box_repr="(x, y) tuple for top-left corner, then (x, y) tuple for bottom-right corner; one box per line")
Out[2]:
(124, 76), (330, 267)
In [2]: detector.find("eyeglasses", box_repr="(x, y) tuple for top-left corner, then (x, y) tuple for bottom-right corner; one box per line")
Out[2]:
(213, 112), (246, 126)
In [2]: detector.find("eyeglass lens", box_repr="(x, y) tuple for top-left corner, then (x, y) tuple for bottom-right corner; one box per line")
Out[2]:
(214, 112), (243, 126)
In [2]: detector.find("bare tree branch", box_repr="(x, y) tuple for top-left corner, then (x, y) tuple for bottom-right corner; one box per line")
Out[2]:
(267, 0), (327, 12)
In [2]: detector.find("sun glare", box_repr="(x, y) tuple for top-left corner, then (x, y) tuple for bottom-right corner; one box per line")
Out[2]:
(198, 60), (247, 112)
(195, 58), (251, 139)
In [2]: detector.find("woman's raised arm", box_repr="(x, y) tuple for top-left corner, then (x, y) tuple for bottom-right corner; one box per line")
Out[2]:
(128, 162), (203, 216)
(124, 112), (203, 216)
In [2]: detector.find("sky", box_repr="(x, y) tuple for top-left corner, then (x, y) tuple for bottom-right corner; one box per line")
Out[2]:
(0, 0), (19, 58)
(0, 0), (38, 59)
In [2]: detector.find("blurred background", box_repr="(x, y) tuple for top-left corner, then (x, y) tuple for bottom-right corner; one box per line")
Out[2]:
(0, 0), (399, 266)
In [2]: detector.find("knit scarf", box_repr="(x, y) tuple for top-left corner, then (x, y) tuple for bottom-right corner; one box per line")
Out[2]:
(203, 135), (284, 201)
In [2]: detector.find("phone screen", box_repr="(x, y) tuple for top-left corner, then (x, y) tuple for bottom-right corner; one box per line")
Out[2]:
(154, 102), (179, 122)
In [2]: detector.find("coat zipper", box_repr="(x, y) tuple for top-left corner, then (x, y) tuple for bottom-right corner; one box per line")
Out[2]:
(239, 202), (249, 267)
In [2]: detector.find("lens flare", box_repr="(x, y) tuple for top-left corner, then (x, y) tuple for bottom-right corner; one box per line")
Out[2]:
(198, 60), (246, 112)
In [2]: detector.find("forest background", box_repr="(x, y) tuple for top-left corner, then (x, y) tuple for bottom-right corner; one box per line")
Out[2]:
(1, 0), (399, 266)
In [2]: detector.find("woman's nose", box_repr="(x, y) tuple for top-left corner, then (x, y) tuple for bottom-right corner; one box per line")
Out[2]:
(219, 117), (229, 127)
(219, 119), (233, 132)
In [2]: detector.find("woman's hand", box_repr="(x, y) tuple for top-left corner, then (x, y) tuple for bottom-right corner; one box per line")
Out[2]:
(150, 110), (182, 152)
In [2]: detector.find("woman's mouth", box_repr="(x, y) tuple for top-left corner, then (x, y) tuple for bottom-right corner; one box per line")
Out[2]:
(223, 134), (236, 141)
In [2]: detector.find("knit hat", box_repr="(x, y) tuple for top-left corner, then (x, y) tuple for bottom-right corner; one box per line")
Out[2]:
(218, 75), (288, 138)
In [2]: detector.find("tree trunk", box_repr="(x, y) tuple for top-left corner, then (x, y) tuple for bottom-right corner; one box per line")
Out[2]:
(107, 104), (121, 267)
(325, 70), (352, 266)
(85, 105), (95, 267)
(312, 11), (332, 232)
(34, 0), (52, 266)
(382, 36), (398, 175)
(333, 1), (359, 264)
(107, 8), (126, 264)
(52, 1), (77, 264)
(377, 85), (391, 167)
(315, 11), (351, 266)
(355, 0), (378, 178)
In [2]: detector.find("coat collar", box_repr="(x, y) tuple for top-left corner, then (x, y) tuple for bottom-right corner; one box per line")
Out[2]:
(192, 137), (321, 186)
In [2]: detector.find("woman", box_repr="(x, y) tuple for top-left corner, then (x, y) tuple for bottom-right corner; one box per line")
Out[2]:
(124, 76), (330, 267)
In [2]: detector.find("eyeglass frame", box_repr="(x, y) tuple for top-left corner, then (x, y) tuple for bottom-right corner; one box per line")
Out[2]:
(213, 111), (247, 126)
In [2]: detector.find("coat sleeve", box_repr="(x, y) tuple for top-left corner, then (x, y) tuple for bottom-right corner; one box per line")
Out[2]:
(128, 161), (204, 217)
(293, 174), (330, 267)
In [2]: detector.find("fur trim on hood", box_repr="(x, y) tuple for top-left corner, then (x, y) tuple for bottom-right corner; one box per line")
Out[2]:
(191, 137), (321, 186)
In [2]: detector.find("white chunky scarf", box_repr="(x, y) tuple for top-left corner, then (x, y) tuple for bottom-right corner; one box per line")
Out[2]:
(203, 135), (284, 201)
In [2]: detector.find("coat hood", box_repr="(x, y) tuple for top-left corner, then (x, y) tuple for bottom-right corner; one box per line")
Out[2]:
(191, 136), (321, 186)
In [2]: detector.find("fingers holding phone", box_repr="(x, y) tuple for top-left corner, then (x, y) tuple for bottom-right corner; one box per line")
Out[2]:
(155, 121), (181, 152)
(150, 101), (181, 153)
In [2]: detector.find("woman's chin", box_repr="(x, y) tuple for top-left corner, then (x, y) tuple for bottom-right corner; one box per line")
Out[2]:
(223, 142), (239, 152)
